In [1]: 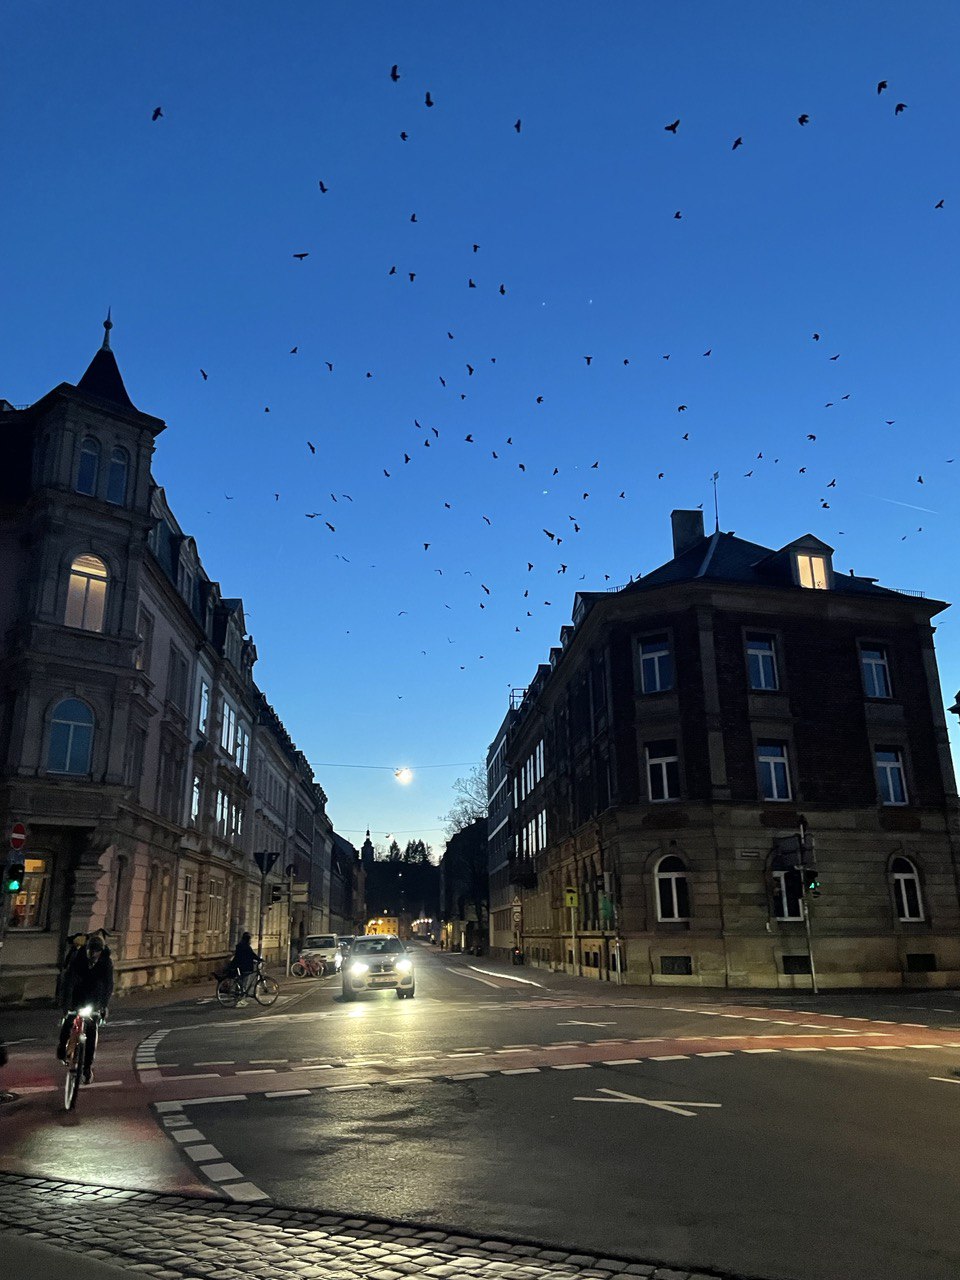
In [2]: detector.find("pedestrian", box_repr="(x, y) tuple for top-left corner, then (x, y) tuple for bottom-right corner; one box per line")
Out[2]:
(230, 931), (260, 1005)
(56, 934), (114, 1082)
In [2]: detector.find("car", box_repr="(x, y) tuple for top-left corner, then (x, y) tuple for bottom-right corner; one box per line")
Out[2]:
(341, 934), (414, 1000)
(300, 933), (341, 973)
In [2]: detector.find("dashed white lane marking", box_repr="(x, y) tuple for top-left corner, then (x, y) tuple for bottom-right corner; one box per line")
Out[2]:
(742, 1048), (779, 1054)
(930, 1076), (960, 1086)
(265, 1089), (310, 1098)
(906, 1044), (943, 1049)
(787, 1047), (825, 1052)
(501, 1067), (540, 1075)
(552, 1063), (591, 1070)
(697, 1051), (733, 1058)
(606, 1058), (641, 1066)
(235, 1068), (277, 1075)
(650, 1055), (689, 1061)
(827, 1046), (863, 1051)
(466, 964), (545, 987)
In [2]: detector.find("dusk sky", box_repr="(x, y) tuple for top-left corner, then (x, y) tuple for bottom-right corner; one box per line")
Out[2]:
(4, 1), (959, 853)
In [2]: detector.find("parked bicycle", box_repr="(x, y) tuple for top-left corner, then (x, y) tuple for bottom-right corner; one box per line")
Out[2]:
(62, 1005), (101, 1111)
(215, 959), (279, 1008)
(291, 952), (325, 979)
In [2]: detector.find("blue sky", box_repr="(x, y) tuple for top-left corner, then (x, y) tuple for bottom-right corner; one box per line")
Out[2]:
(3, 2), (959, 851)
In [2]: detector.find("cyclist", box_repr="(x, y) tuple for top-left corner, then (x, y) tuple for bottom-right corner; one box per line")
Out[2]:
(230, 931), (260, 1005)
(56, 934), (113, 1082)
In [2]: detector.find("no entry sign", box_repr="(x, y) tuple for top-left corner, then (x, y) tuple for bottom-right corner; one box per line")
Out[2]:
(10, 823), (26, 850)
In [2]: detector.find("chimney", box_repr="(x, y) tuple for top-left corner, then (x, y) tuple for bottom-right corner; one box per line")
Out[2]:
(670, 509), (705, 557)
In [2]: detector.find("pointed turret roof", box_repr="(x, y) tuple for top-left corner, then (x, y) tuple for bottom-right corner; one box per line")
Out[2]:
(76, 310), (138, 412)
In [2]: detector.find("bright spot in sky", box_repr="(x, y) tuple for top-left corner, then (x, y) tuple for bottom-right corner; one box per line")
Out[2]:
(394, 767), (414, 785)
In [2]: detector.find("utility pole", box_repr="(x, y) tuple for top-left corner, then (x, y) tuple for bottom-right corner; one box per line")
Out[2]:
(797, 815), (819, 995)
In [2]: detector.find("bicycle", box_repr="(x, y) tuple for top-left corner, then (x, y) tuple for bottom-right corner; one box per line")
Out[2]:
(291, 953), (325, 979)
(215, 960), (279, 1008)
(62, 1005), (100, 1111)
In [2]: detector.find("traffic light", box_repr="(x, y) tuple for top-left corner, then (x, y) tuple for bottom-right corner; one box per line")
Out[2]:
(270, 885), (283, 904)
(803, 867), (821, 897)
(4, 862), (25, 893)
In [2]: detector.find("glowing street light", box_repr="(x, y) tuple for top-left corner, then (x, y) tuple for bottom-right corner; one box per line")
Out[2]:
(394, 767), (413, 785)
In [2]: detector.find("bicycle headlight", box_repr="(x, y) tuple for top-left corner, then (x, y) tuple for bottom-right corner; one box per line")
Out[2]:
(350, 961), (369, 976)
(395, 958), (413, 973)
(78, 1005), (94, 1018)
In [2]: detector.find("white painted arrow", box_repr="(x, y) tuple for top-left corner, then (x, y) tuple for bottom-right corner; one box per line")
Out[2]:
(573, 1086), (722, 1117)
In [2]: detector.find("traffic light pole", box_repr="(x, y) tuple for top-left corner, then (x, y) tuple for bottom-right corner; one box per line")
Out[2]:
(797, 816), (819, 995)
(801, 890), (819, 995)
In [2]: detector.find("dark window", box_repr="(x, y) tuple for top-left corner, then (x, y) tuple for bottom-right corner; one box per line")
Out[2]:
(891, 856), (923, 921)
(906, 953), (937, 973)
(772, 868), (804, 920)
(782, 954), (812, 975)
(861, 646), (892, 698)
(76, 437), (100, 495)
(47, 699), (94, 774)
(876, 748), (907, 805)
(660, 954), (692, 976)
(647, 740), (680, 802)
(746, 634), (779, 691)
(655, 854), (690, 920)
(106, 447), (129, 505)
(758, 741), (791, 801)
(640, 635), (673, 693)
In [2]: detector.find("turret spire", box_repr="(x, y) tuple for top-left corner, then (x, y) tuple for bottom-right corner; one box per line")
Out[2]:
(101, 307), (113, 350)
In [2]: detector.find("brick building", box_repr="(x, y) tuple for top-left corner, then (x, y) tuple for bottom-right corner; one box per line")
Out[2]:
(488, 509), (960, 988)
(0, 320), (335, 1000)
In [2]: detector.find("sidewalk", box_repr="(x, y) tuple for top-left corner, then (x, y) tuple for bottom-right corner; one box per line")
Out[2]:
(0, 1172), (748, 1280)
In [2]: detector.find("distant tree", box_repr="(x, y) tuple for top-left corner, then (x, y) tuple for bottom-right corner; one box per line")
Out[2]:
(403, 838), (431, 864)
(386, 839), (402, 862)
(441, 763), (487, 837)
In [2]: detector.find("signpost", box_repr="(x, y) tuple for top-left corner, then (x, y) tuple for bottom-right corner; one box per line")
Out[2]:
(564, 886), (580, 976)
(9, 823), (26, 851)
(253, 849), (281, 957)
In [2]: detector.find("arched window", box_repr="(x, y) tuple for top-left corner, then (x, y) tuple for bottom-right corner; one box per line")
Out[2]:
(47, 699), (94, 775)
(76, 437), (100, 495)
(65, 554), (108, 631)
(655, 854), (690, 922)
(891, 856), (924, 922)
(106, 447), (129, 505)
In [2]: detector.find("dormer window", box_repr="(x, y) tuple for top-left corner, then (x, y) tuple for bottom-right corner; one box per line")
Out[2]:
(797, 553), (829, 590)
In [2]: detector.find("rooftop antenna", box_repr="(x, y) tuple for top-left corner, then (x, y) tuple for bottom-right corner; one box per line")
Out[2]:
(711, 471), (720, 532)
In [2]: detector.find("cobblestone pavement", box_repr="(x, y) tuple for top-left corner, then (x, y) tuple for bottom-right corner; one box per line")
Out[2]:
(0, 1172), (757, 1280)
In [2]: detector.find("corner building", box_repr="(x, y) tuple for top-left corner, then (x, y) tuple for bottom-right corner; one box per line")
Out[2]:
(0, 323), (334, 1000)
(489, 509), (960, 989)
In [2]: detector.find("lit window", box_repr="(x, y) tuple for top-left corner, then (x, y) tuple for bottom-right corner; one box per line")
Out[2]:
(861, 646), (892, 699)
(47, 699), (94, 774)
(772, 868), (803, 920)
(198, 680), (210, 734)
(891, 856), (923, 921)
(64, 555), (108, 632)
(876, 747), (907, 805)
(655, 854), (690, 921)
(235, 723), (250, 773)
(220, 700), (236, 754)
(76, 437), (100, 495)
(758, 741), (791, 801)
(646, 740), (680, 802)
(797, 554), (828, 590)
(6, 857), (50, 930)
(106, 447), (128, 505)
(746, 634), (778, 691)
(191, 776), (202, 823)
(640, 635), (674, 693)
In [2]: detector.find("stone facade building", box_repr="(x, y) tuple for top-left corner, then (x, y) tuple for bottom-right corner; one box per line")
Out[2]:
(488, 509), (960, 989)
(0, 321), (335, 1000)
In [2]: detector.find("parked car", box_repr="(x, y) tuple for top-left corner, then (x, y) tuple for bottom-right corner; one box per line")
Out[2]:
(341, 934), (414, 1000)
(300, 933), (341, 973)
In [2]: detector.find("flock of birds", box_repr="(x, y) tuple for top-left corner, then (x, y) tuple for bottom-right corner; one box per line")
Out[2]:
(148, 64), (951, 674)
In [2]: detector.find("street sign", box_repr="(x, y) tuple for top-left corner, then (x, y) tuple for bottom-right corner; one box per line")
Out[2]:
(512, 906), (522, 926)
(291, 880), (310, 904)
(9, 823), (26, 851)
(254, 849), (280, 878)
(564, 887), (579, 908)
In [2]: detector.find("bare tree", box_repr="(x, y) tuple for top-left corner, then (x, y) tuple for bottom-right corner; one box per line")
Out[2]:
(441, 763), (487, 837)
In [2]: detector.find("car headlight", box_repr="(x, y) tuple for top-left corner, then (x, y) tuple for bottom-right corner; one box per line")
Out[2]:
(395, 958), (412, 973)
(78, 1005), (94, 1017)
(349, 961), (369, 976)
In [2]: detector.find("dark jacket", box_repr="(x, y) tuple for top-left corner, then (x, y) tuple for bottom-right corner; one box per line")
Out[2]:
(231, 938), (259, 974)
(61, 949), (114, 1013)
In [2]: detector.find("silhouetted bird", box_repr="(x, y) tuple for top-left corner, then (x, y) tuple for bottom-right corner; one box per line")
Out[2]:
(152, 107), (163, 121)
(664, 119), (680, 133)
(391, 64), (400, 82)
(798, 114), (809, 125)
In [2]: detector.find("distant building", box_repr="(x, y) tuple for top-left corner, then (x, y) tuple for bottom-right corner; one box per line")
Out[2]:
(487, 509), (960, 989)
(329, 832), (365, 936)
(440, 817), (489, 953)
(0, 321), (334, 1000)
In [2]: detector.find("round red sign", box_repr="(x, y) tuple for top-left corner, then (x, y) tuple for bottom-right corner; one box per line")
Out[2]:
(10, 823), (26, 850)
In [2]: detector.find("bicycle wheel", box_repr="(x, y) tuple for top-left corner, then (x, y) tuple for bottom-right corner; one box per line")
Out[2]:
(64, 1037), (83, 1111)
(255, 975), (279, 1006)
(216, 977), (241, 1007)
(291, 962), (307, 979)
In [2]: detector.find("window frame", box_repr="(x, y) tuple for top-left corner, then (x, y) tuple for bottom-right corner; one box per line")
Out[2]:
(64, 554), (108, 633)
(76, 437), (100, 496)
(654, 854), (691, 922)
(796, 552), (830, 590)
(47, 698), (95, 775)
(757, 740), (792, 802)
(639, 633), (674, 694)
(197, 679), (210, 734)
(105, 446), (129, 506)
(860, 644), (892, 700)
(890, 856), (924, 922)
(876, 746), (908, 806)
(746, 632), (779, 692)
(772, 867), (804, 921)
(646, 740), (680, 803)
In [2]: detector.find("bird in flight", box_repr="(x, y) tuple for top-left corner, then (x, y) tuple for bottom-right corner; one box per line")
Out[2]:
(290, 346), (298, 354)
(318, 181), (328, 193)
(935, 199), (945, 209)
(514, 118), (521, 133)
(877, 80), (888, 94)
(200, 369), (208, 381)
(674, 210), (682, 220)
(307, 441), (316, 454)
(812, 333), (820, 341)
(325, 361), (333, 372)
(829, 353), (840, 361)
(499, 283), (506, 295)
(425, 91), (434, 107)
(293, 252), (309, 260)
(152, 107), (163, 121)
(703, 349), (712, 356)
(732, 136), (743, 150)
(584, 355), (593, 366)
(664, 119), (680, 133)
(895, 102), (907, 115)
(677, 404), (687, 412)
(400, 131), (408, 141)
(391, 64), (400, 82)
(798, 114), (809, 125)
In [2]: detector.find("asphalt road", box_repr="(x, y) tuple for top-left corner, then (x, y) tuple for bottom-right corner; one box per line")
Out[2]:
(3, 946), (960, 1280)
